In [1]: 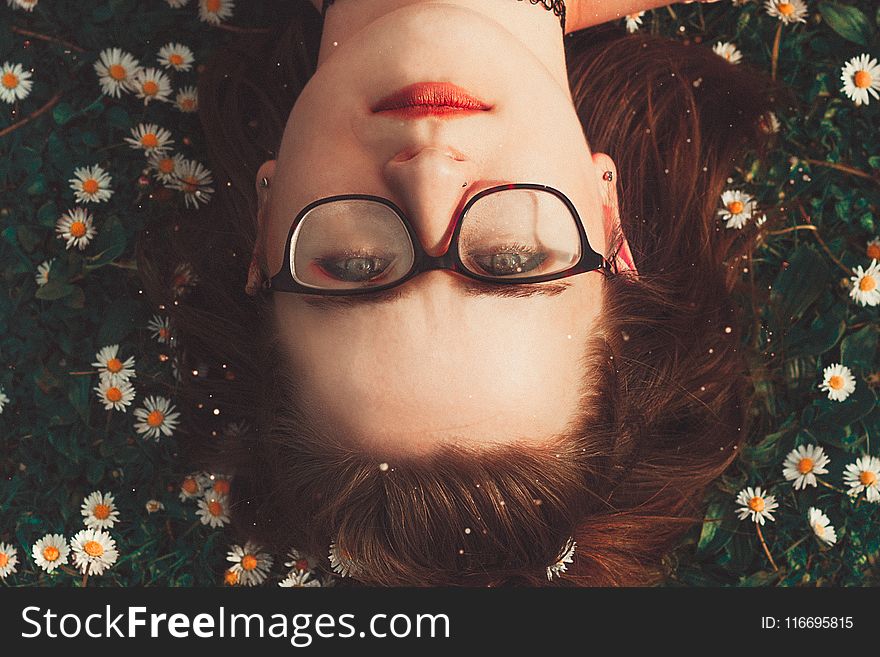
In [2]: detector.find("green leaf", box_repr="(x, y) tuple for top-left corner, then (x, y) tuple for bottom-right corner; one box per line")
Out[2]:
(34, 280), (75, 301)
(84, 216), (127, 270)
(819, 2), (874, 47)
(52, 102), (76, 125)
(784, 309), (846, 359)
(67, 375), (91, 424)
(36, 201), (59, 228)
(870, 156), (880, 170)
(841, 326), (878, 371)
(806, 383), (877, 437)
(769, 245), (830, 329)
(97, 299), (140, 345)
(106, 106), (131, 130)
(24, 172), (47, 196)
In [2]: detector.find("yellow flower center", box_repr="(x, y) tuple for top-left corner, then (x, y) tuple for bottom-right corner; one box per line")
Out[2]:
(82, 179), (99, 194)
(170, 54), (184, 66)
(182, 478), (199, 494)
(728, 200), (744, 214)
(860, 470), (877, 487)
(828, 375), (844, 390)
(208, 501), (224, 517)
(777, 2), (794, 16)
(147, 409), (165, 427)
(43, 546), (60, 562)
(181, 98), (195, 110)
(106, 387), (123, 402)
(83, 540), (104, 557)
(183, 177), (199, 193)
(0, 553), (8, 568)
(868, 244), (880, 260)
(813, 522), (825, 537)
(854, 70), (872, 89)
(70, 221), (87, 238)
(93, 503), (111, 520)
(797, 457), (814, 474)
(158, 327), (170, 340)
(142, 80), (159, 96)
(224, 569), (239, 585)
(207, 0), (221, 12)
(106, 357), (123, 373)
(748, 496), (765, 512)
(158, 158), (175, 174)
(2, 71), (19, 89)
(141, 133), (159, 148)
(109, 64), (127, 81)
(859, 275), (876, 292)
(213, 479), (230, 495)
(241, 554), (258, 571)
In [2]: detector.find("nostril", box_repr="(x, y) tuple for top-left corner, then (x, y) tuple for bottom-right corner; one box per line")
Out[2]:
(391, 145), (468, 163)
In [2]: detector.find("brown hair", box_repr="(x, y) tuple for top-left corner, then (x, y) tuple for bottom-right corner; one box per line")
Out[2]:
(136, 3), (778, 586)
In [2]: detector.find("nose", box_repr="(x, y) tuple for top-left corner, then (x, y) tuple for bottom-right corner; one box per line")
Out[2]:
(382, 146), (477, 257)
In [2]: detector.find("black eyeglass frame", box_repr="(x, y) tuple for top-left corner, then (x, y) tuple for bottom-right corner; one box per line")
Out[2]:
(265, 182), (617, 296)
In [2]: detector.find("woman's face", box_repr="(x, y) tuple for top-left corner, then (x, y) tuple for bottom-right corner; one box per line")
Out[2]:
(253, 2), (629, 456)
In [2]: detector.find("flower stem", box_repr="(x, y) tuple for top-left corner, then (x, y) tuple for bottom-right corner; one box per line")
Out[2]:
(755, 522), (779, 572)
(816, 477), (847, 495)
(81, 572), (89, 588)
(0, 90), (63, 139)
(795, 201), (853, 276)
(771, 22), (783, 81)
(804, 158), (879, 184)
(10, 25), (84, 52)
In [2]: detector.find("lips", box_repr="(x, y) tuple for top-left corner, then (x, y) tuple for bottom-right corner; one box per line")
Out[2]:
(372, 82), (492, 117)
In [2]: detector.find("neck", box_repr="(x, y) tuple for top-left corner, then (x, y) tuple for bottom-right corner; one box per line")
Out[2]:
(307, 0), (571, 93)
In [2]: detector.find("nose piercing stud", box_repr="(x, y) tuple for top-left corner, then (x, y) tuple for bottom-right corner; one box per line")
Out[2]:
(602, 171), (613, 182)
(259, 177), (270, 188)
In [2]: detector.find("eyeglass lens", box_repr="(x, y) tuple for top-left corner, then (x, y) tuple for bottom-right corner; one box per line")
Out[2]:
(289, 188), (583, 291)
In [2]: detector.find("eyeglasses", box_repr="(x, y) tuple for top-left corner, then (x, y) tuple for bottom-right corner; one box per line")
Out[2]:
(265, 183), (617, 296)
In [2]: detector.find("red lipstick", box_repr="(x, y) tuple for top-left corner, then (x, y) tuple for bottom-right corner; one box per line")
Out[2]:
(372, 82), (491, 118)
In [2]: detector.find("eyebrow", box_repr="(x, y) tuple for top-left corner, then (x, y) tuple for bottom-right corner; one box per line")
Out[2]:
(300, 279), (572, 311)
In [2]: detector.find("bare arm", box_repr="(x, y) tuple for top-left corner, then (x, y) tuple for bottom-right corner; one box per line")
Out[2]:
(564, 0), (720, 35)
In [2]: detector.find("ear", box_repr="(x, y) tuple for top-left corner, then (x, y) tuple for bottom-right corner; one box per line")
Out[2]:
(591, 152), (638, 275)
(246, 159), (277, 296)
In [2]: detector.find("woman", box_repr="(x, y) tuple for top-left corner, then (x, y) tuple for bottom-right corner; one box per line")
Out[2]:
(137, 0), (777, 586)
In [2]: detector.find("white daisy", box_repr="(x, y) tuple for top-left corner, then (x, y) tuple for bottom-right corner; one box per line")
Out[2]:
(174, 85), (198, 113)
(0, 542), (18, 579)
(55, 207), (97, 251)
(69, 164), (114, 204)
(34, 257), (56, 286)
(124, 123), (175, 156)
(206, 473), (232, 497)
(781, 444), (830, 490)
(0, 386), (8, 414)
(70, 528), (118, 576)
(328, 541), (360, 578)
(157, 42), (195, 72)
(130, 67), (173, 105)
(167, 158), (214, 209)
(840, 54), (880, 107)
(284, 548), (315, 573)
(81, 491), (121, 530)
(712, 42), (743, 65)
(818, 363), (856, 402)
(199, 0), (235, 25)
(93, 47), (142, 98)
(546, 537), (576, 581)
(91, 344), (136, 384)
(227, 541), (273, 586)
(807, 507), (837, 546)
(843, 454), (880, 503)
(624, 11), (645, 33)
(279, 571), (322, 587)
(179, 472), (210, 501)
(196, 493), (231, 528)
(866, 237), (880, 261)
(147, 152), (186, 184)
(717, 189), (756, 229)
(760, 111), (781, 134)
(764, 0), (807, 24)
(849, 259), (880, 307)
(165, 0), (190, 6)
(133, 395), (181, 440)
(145, 500), (165, 513)
(0, 61), (33, 104)
(171, 262), (200, 296)
(147, 314), (172, 344)
(13, 0), (39, 10)
(94, 377), (136, 412)
(32, 534), (70, 573)
(735, 486), (779, 525)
